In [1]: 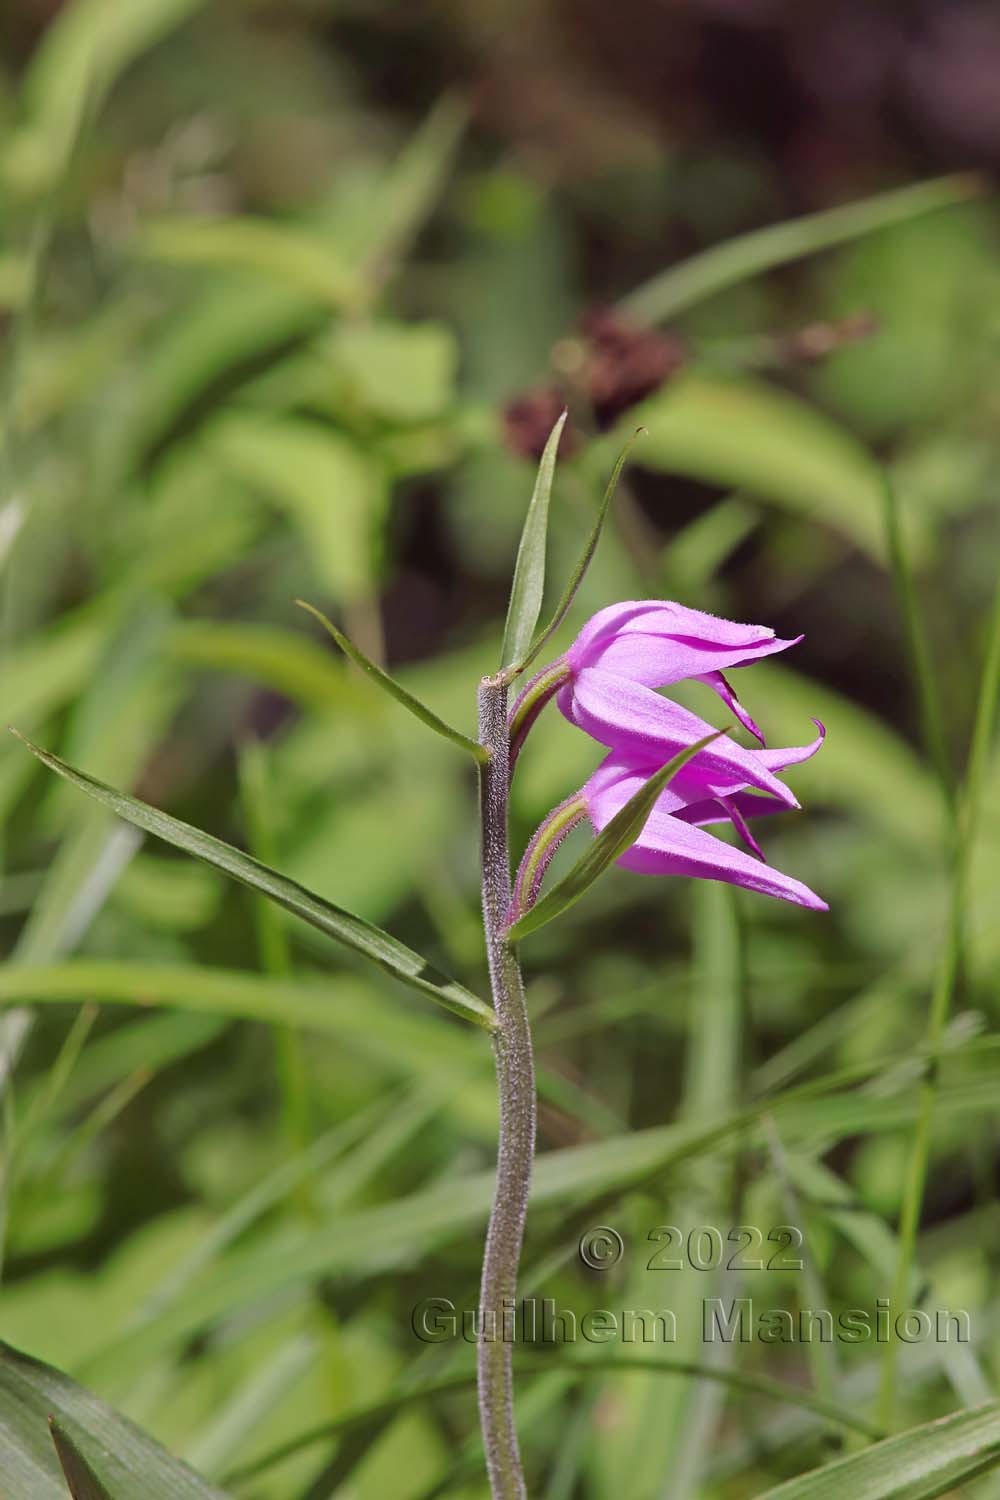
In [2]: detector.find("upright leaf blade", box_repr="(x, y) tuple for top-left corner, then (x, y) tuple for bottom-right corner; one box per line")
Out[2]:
(501, 411), (567, 670)
(508, 732), (721, 940)
(0, 1341), (228, 1500)
(9, 732), (494, 1028)
(753, 1401), (1000, 1500)
(296, 600), (489, 763)
(518, 428), (641, 676)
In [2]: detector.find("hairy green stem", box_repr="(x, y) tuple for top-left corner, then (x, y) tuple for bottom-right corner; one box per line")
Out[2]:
(477, 674), (536, 1500)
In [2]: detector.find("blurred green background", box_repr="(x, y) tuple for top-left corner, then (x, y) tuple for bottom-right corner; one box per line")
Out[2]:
(2, 2), (1000, 1497)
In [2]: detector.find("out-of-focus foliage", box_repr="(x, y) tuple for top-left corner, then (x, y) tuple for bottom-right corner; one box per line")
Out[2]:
(1, 1), (999, 1496)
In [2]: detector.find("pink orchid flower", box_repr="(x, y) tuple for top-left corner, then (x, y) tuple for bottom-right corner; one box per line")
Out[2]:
(509, 600), (827, 917)
(563, 599), (800, 743)
(511, 600), (800, 764)
(583, 722), (827, 911)
(559, 668), (800, 808)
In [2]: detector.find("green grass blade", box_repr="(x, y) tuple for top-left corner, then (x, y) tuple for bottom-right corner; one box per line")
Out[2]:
(237, 741), (312, 1165)
(501, 410), (567, 670)
(224, 1354), (879, 1485)
(0, 1342), (228, 1500)
(622, 173), (982, 325)
(295, 600), (489, 763)
(517, 429), (639, 676)
(49, 1421), (114, 1500)
(879, 470), (953, 805)
(874, 466), (963, 1427)
(751, 1401), (1000, 1500)
(961, 573), (1000, 842)
(8, 732), (494, 1028)
(47, 1054), (993, 1376)
(620, 372), (892, 563)
(3, 0), (205, 198)
(136, 217), (364, 309)
(364, 93), (467, 280)
(508, 731), (721, 939)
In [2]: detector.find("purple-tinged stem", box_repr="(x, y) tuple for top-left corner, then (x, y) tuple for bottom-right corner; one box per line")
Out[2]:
(477, 674), (535, 1500)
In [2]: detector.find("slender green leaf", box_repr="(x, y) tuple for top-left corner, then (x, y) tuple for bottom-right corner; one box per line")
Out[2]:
(501, 411), (567, 670)
(123, 284), (321, 473)
(7, 732), (494, 1028)
(168, 619), (362, 714)
(963, 574), (1000, 841)
(0, 963), (490, 1100)
(208, 414), (384, 606)
(620, 372), (899, 563)
(753, 1401), (1000, 1500)
(0, 1341), (229, 1500)
(136, 217), (364, 309)
(517, 428), (640, 676)
(225, 1354), (879, 1485)
(27, 1046), (987, 1374)
(50, 1422), (114, 1500)
(331, 319), (457, 421)
(237, 740), (310, 1162)
(622, 173), (982, 325)
(296, 600), (490, 763)
(662, 495), (759, 594)
(879, 469), (952, 803)
(362, 95), (467, 277)
(508, 732), (721, 940)
(3, 0), (206, 196)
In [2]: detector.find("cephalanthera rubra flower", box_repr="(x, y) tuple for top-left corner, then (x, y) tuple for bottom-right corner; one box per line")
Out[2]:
(581, 722), (827, 911)
(562, 599), (800, 741)
(512, 599), (800, 754)
(509, 600), (826, 917)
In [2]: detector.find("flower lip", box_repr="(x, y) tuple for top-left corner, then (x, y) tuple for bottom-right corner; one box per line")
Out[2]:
(582, 743), (827, 912)
(564, 668), (802, 807)
(628, 717), (827, 806)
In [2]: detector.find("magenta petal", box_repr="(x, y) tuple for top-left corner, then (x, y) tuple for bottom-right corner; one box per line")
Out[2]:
(568, 601), (673, 664)
(569, 599), (776, 664)
(579, 632), (722, 687)
(677, 789), (789, 827)
(605, 603), (777, 648)
(568, 599), (800, 688)
(717, 795), (766, 859)
(699, 670), (765, 744)
(661, 720), (826, 805)
(584, 762), (826, 911)
(565, 669), (800, 806)
(755, 719), (826, 774)
(579, 630), (795, 689)
(619, 814), (827, 910)
(585, 750), (688, 817)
